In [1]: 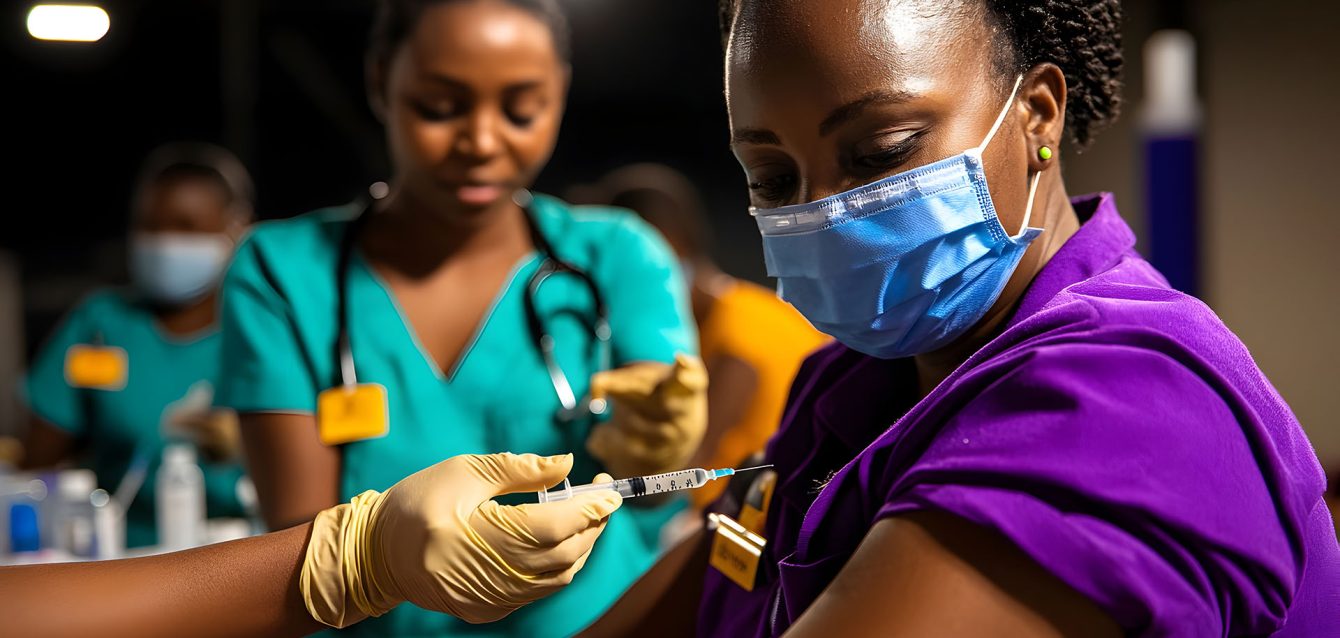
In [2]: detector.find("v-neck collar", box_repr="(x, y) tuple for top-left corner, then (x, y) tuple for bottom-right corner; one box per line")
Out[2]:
(352, 249), (539, 383)
(346, 195), (569, 383)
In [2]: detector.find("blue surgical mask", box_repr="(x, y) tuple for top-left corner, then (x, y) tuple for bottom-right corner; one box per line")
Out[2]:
(751, 76), (1043, 359)
(130, 233), (233, 304)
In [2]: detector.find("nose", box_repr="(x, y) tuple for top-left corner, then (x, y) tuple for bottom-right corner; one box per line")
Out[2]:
(786, 158), (854, 205)
(455, 109), (502, 160)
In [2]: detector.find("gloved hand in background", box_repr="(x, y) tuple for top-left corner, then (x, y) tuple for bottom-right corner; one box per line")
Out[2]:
(162, 381), (241, 462)
(300, 452), (622, 627)
(586, 353), (708, 479)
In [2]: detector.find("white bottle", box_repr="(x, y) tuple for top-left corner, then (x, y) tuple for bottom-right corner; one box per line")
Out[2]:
(157, 444), (205, 551)
(56, 469), (97, 558)
(91, 488), (123, 560)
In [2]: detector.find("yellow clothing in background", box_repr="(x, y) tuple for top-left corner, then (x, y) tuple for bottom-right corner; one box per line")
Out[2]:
(693, 280), (829, 508)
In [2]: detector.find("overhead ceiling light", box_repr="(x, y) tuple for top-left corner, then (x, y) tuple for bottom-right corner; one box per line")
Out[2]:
(26, 4), (110, 43)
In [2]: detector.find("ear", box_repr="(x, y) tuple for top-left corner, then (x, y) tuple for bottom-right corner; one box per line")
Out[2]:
(366, 56), (388, 124)
(225, 207), (253, 242)
(1022, 63), (1067, 172)
(554, 62), (572, 120)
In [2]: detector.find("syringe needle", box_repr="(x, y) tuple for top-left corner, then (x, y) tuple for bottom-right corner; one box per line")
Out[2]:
(733, 464), (774, 474)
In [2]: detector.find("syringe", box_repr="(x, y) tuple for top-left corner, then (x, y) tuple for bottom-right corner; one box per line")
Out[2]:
(536, 465), (774, 503)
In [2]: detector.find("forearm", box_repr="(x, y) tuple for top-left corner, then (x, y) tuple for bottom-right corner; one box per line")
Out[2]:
(0, 524), (324, 638)
(240, 413), (341, 530)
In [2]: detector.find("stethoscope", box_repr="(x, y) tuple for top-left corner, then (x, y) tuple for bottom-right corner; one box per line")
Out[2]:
(334, 187), (611, 424)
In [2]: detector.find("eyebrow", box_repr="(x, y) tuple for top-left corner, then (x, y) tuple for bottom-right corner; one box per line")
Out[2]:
(421, 73), (545, 93)
(730, 128), (782, 146)
(730, 88), (919, 147)
(818, 89), (917, 136)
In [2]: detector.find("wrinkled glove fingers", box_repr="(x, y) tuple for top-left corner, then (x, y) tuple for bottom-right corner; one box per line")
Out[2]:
(590, 362), (671, 408)
(475, 490), (621, 552)
(528, 520), (608, 589)
(511, 520), (608, 574)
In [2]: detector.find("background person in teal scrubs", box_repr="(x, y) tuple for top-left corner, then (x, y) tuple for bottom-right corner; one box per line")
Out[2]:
(22, 143), (255, 547)
(217, 1), (700, 636)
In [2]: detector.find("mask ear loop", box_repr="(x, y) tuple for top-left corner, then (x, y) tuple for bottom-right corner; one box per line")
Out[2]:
(976, 74), (1044, 240)
(976, 75), (1025, 153)
(1016, 170), (1042, 239)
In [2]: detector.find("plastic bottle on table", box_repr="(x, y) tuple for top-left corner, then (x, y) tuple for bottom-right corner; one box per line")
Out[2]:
(156, 444), (205, 551)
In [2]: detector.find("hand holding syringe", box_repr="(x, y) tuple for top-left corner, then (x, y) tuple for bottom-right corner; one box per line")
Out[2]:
(536, 464), (773, 503)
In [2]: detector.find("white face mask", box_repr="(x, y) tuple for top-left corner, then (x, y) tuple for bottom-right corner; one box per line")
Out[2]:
(130, 233), (233, 304)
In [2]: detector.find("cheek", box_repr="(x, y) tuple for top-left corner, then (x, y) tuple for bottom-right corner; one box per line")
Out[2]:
(981, 138), (1031, 232)
(505, 116), (561, 173)
(388, 111), (454, 168)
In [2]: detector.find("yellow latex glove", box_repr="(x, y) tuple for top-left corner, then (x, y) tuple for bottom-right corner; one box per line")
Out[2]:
(300, 452), (622, 628)
(587, 353), (709, 478)
(171, 409), (241, 463)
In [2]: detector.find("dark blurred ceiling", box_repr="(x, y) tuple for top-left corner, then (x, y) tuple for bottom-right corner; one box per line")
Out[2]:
(7, 0), (759, 349)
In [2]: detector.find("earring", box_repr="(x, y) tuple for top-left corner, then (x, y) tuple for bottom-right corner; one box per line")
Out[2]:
(1038, 146), (1053, 161)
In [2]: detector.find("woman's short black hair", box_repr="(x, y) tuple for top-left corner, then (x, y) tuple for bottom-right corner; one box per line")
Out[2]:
(718, 0), (1124, 149)
(135, 142), (254, 220)
(368, 0), (571, 72)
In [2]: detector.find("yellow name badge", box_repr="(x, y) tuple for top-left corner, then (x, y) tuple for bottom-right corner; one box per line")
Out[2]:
(709, 513), (767, 592)
(708, 469), (776, 592)
(316, 383), (389, 446)
(64, 345), (128, 390)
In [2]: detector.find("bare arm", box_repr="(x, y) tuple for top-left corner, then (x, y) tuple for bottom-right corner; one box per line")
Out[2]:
(786, 510), (1121, 637)
(689, 354), (759, 468)
(240, 413), (341, 530)
(578, 527), (710, 637)
(19, 417), (78, 470)
(0, 524), (323, 638)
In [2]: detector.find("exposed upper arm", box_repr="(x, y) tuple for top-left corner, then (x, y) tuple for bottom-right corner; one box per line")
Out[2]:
(786, 511), (1120, 638)
(598, 213), (697, 365)
(239, 412), (340, 530)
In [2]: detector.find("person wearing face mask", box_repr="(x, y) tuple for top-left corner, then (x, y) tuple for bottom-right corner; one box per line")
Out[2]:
(21, 142), (253, 548)
(215, 1), (702, 636)
(584, 1), (1339, 637)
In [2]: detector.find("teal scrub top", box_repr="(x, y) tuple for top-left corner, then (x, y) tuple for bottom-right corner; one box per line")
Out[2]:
(23, 290), (249, 548)
(216, 194), (696, 638)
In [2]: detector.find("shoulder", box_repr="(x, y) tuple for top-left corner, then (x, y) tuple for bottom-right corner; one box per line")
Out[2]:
(995, 247), (1275, 391)
(531, 194), (672, 262)
(61, 287), (147, 330)
(72, 287), (138, 316)
(235, 206), (354, 267)
(226, 206), (355, 294)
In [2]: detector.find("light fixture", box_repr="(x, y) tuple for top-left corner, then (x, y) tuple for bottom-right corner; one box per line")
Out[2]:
(26, 4), (110, 43)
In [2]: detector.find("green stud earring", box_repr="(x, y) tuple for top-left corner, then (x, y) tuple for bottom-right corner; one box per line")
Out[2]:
(1038, 146), (1053, 161)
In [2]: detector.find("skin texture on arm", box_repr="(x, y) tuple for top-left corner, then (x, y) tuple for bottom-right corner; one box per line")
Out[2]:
(690, 353), (759, 469)
(19, 417), (78, 470)
(240, 413), (341, 530)
(577, 527), (710, 637)
(786, 511), (1121, 637)
(0, 524), (321, 638)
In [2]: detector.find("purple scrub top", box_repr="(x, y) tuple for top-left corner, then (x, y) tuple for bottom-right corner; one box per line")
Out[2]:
(698, 194), (1340, 637)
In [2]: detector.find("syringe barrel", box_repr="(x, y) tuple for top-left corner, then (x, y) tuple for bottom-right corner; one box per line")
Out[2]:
(536, 468), (713, 502)
(535, 479), (632, 503)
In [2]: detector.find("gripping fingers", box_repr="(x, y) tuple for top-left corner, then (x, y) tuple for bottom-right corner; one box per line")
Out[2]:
(529, 519), (609, 589)
(516, 518), (607, 574)
(504, 490), (623, 547)
(591, 362), (666, 398)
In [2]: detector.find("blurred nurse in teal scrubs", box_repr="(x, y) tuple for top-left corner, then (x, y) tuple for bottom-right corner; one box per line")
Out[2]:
(215, 1), (702, 636)
(22, 143), (254, 547)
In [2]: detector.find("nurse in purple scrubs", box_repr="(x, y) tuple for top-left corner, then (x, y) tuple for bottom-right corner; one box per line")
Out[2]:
(583, 1), (1340, 636)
